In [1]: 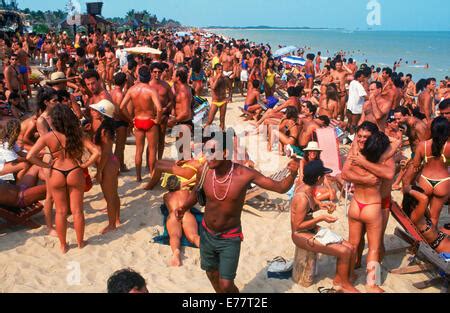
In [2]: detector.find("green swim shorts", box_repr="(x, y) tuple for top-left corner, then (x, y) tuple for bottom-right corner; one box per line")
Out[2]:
(200, 224), (242, 281)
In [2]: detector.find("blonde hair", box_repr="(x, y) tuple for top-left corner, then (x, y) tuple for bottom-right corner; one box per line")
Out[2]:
(0, 119), (21, 148)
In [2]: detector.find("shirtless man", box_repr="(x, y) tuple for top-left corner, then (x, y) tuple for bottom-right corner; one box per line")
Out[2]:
(14, 41), (31, 101)
(403, 74), (416, 107)
(174, 43), (185, 65)
(149, 62), (175, 160)
(315, 51), (322, 73)
(418, 78), (436, 123)
(304, 54), (315, 97)
(4, 54), (21, 97)
(379, 67), (397, 110)
(359, 81), (392, 132)
(86, 39), (98, 60)
(298, 115), (330, 150)
(206, 63), (228, 130)
(175, 133), (299, 293)
(220, 46), (235, 101)
(120, 66), (162, 182)
(110, 72), (130, 172)
(242, 80), (264, 119)
(331, 59), (351, 120)
(83, 70), (113, 133)
(393, 106), (431, 152)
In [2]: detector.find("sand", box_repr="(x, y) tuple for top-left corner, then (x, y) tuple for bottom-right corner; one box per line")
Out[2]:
(0, 94), (448, 293)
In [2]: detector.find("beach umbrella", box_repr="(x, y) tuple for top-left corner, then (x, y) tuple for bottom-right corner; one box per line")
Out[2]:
(273, 46), (298, 58)
(281, 56), (306, 66)
(175, 31), (191, 37)
(124, 46), (162, 55)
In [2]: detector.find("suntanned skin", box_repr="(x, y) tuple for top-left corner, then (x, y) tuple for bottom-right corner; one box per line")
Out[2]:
(120, 80), (162, 182)
(220, 47), (235, 101)
(418, 80), (436, 123)
(84, 76), (113, 133)
(110, 82), (130, 172)
(331, 61), (352, 120)
(149, 68), (175, 160)
(175, 139), (299, 293)
(304, 57), (315, 97)
(206, 65), (228, 130)
(359, 83), (392, 132)
(4, 56), (21, 93)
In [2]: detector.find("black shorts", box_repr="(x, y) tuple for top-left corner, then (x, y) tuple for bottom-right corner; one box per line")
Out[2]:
(114, 120), (129, 129)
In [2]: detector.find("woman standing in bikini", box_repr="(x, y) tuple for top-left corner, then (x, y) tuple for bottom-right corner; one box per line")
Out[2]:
(96, 49), (107, 86)
(263, 58), (276, 98)
(27, 104), (100, 253)
(105, 44), (116, 90)
(342, 124), (390, 293)
(411, 116), (449, 227)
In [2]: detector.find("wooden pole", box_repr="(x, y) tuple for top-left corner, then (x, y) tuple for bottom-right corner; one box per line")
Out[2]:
(292, 246), (316, 287)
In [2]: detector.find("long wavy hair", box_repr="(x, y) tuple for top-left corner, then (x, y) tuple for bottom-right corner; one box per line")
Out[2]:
(94, 117), (116, 145)
(0, 118), (21, 148)
(36, 87), (57, 115)
(431, 116), (449, 158)
(50, 104), (83, 160)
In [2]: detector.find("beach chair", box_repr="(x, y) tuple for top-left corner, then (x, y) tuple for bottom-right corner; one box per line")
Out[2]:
(388, 201), (449, 291)
(0, 202), (43, 230)
(315, 127), (342, 176)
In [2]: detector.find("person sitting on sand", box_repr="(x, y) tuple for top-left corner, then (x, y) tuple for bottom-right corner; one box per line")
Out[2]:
(107, 268), (148, 293)
(27, 104), (100, 253)
(291, 160), (359, 293)
(402, 185), (449, 252)
(268, 106), (300, 154)
(241, 80), (264, 120)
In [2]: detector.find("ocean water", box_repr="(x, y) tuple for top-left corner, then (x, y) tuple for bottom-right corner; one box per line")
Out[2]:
(211, 29), (450, 81)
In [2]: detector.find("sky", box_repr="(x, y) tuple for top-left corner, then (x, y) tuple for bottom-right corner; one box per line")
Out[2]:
(16, 0), (450, 31)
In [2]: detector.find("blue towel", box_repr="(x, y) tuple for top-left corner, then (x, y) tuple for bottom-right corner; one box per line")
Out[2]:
(152, 204), (203, 248)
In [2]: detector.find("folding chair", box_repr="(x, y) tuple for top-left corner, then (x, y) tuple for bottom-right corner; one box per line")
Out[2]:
(0, 202), (43, 230)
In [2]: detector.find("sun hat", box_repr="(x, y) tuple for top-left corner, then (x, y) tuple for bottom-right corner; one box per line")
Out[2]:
(90, 99), (115, 118)
(303, 141), (322, 152)
(45, 72), (68, 85)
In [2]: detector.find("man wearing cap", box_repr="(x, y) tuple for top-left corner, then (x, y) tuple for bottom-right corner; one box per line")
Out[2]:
(149, 62), (175, 160)
(120, 66), (163, 182)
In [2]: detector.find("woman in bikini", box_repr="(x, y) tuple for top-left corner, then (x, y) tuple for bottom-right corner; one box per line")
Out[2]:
(342, 125), (390, 293)
(96, 49), (107, 85)
(35, 87), (59, 236)
(27, 104), (100, 253)
(268, 106), (299, 154)
(411, 116), (449, 227)
(291, 160), (359, 293)
(403, 185), (449, 252)
(105, 44), (116, 90)
(318, 84), (339, 119)
(93, 117), (121, 235)
(263, 58), (276, 98)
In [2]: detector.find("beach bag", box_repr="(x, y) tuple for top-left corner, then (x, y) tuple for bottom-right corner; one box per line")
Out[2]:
(196, 163), (208, 206)
(83, 168), (93, 192)
(267, 256), (293, 280)
(308, 227), (343, 246)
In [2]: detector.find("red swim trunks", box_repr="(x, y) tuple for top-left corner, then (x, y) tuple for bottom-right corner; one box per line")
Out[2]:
(134, 118), (156, 131)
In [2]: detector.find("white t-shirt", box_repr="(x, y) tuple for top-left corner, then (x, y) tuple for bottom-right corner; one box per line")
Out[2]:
(346, 80), (367, 114)
(115, 49), (128, 68)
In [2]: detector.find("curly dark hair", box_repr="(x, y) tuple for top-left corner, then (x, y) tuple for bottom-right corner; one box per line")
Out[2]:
(50, 104), (83, 160)
(0, 118), (21, 148)
(94, 117), (116, 145)
(107, 268), (147, 293)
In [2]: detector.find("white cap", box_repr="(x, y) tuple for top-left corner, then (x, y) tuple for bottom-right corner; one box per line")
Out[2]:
(90, 99), (115, 118)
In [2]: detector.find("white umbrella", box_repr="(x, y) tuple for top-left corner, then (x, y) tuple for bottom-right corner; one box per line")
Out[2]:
(124, 47), (162, 55)
(273, 46), (298, 58)
(175, 31), (191, 37)
(281, 56), (306, 66)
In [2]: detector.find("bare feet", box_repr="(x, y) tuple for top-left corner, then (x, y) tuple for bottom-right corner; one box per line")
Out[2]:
(48, 228), (58, 237)
(78, 241), (87, 249)
(365, 284), (385, 293)
(120, 166), (129, 173)
(60, 243), (69, 254)
(170, 249), (182, 267)
(100, 224), (117, 235)
(143, 182), (156, 190)
(116, 220), (121, 228)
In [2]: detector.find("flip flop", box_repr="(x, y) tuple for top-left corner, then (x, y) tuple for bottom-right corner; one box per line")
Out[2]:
(318, 287), (338, 293)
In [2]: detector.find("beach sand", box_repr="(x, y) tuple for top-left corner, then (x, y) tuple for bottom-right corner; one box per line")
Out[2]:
(0, 94), (448, 293)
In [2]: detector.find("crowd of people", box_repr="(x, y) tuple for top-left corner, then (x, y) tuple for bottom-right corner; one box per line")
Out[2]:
(0, 27), (449, 293)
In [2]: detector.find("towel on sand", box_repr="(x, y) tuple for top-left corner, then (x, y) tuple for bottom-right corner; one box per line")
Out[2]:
(152, 204), (203, 248)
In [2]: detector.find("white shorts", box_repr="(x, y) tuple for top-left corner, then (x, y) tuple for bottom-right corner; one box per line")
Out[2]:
(346, 103), (363, 115)
(240, 70), (249, 82)
(223, 71), (233, 78)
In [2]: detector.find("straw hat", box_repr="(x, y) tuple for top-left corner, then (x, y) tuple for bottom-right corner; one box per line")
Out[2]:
(45, 72), (68, 85)
(90, 99), (115, 119)
(303, 141), (322, 152)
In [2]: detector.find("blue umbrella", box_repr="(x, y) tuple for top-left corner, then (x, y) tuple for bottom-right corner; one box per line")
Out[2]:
(281, 56), (306, 66)
(273, 46), (298, 58)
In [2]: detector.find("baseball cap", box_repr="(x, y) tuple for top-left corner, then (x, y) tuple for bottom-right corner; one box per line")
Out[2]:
(90, 99), (115, 118)
(303, 160), (333, 178)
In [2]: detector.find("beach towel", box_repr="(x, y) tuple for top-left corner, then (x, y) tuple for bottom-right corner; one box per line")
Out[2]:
(152, 204), (203, 248)
(315, 127), (341, 176)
